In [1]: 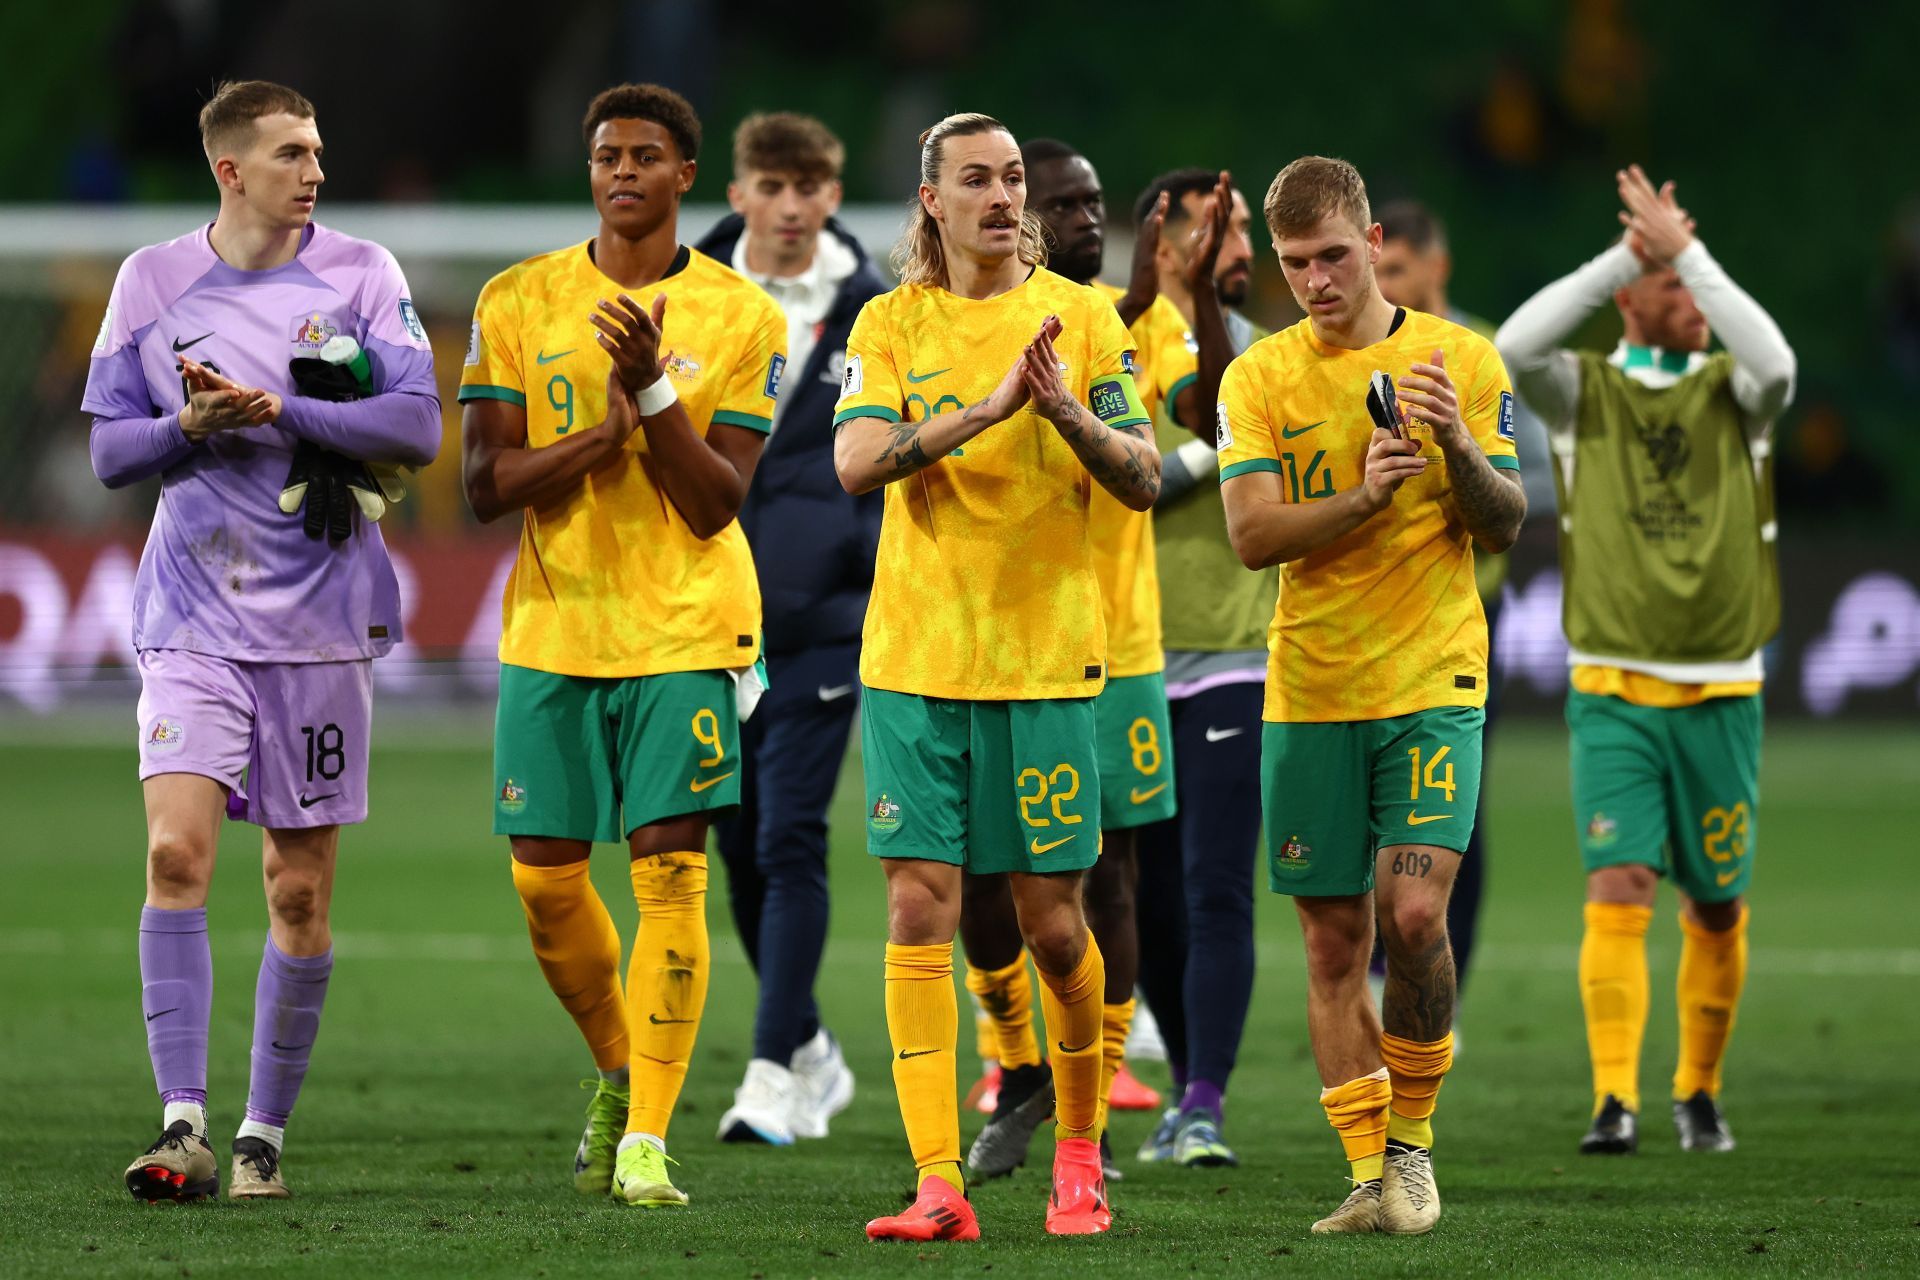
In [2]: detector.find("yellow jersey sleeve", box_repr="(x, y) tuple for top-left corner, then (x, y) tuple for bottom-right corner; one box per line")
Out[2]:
(1147, 299), (1199, 421)
(1216, 351), (1280, 481)
(832, 298), (905, 427)
(459, 272), (526, 406)
(710, 301), (785, 435)
(1086, 302), (1150, 432)
(1456, 336), (1520, 471)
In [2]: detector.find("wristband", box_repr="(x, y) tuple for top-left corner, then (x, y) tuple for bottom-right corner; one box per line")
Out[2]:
(635, 370), (678, 417)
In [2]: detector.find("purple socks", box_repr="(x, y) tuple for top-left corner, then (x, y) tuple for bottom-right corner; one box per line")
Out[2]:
(245, 938), (333, 1127)
(140, 906), (212, 1105)
(1180, 1078), (1224, 1121)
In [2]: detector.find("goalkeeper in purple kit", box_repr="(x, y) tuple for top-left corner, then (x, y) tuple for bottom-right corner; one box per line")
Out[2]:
(81, 80), (438, 1202)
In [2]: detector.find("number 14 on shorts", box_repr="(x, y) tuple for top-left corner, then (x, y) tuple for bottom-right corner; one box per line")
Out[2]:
(1406, 746), (1455, 825)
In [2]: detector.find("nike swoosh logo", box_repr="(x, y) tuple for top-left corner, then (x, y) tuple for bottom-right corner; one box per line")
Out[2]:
(1058, 1039), (1095, 1055)
(1406, 811), (1451, 826)
(299, 792), (338, 809)
(1716, 869), (1741, 887)
(271, 1041), (311, 1052)
(904, 367), (951, 384)
(1029, 835), (1076, 855)
(1280, 419), (1326, 439)
(536, 348), (576, 364)
(1204, 726), (1245, 742)
(146, 1008), (179, 1022)
(897, 1048), (940, 1059)
(817, 684), (854, 702)
(649, 1014), (695, 1025)
(172, 332), (214, 353)
(1129, 783), (1168, 804)
(690, 771), (736, 793)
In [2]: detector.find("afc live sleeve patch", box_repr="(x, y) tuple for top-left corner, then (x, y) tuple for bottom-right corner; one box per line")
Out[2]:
(1216, 400), (1233, 451)
(840, 352), (863, 397)
(765, 353), (785, 399)
(1120, 349), (1138, 377)
(464, 318), (480, 366)
(398, 298), (427, 344)
(1088, 371), (1148, 426)
(1497, 390), (1515, 440)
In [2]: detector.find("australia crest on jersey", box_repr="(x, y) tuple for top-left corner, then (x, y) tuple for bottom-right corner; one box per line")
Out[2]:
(291, 312), (339, 351)
(663, 349), (704, 383)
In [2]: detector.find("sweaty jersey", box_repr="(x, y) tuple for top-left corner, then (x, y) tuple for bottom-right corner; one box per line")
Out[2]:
(1217, 308), (1519, 722)
(459, 242), (785, 678)
(82, 222), (438, 662)
(834, 267), (1149, 700)
(1088, 285), (1197, 677)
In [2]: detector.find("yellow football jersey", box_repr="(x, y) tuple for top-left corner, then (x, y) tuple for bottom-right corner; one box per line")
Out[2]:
(1087, 286), (1197, 677)
(834, 267), (1149, 700)
(1217, 308), (1520, 722)
(459, 242), (786, 678)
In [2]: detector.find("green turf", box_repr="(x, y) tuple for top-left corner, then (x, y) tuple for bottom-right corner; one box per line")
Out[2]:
(4, 720), (1918, 1277)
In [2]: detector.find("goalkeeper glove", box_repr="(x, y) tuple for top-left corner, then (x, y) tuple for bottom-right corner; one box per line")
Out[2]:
(280, 337), (413, 544)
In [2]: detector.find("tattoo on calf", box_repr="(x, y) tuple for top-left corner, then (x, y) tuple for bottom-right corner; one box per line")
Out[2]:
(1381, 931), (1456, 1043)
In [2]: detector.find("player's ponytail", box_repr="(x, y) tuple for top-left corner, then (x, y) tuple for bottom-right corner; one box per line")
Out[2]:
(893, 113), (1047, 289)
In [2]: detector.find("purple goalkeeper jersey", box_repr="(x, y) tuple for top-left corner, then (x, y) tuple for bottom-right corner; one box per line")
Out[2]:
(83, 222), (441, 663)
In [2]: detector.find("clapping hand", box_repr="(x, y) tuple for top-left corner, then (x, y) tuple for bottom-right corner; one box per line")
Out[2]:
(177, 356), (280, 441)
(1617, 164), (1696, 267)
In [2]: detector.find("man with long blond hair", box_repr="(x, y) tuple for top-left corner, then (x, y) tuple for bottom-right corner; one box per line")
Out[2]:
(833, 112), (1160, 1242)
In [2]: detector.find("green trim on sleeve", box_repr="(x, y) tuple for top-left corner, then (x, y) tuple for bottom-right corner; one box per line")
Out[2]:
(1219, 458), (1283, 481)
(1488, 454), (1520, 471)
(1106, 415), (1152, 433)
(710, 409), (773, 435)
(1162, 371), (1199, 408)
(457, 384), (527, 407)
(832, 404), (902, 427)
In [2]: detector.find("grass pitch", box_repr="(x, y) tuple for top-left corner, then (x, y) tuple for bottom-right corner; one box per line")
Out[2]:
(4, 718), (1918, 1277)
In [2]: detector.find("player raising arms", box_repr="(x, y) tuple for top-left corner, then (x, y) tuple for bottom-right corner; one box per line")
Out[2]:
(85, 80), (440, 1202)
(1217, 157), (1524, 1235)
(833, 113), (1159, 1242)
(459, 83), (786, 1210)
(1496, 167), (1793, 1156)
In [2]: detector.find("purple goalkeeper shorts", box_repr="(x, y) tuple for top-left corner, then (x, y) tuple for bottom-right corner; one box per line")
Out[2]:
(135, 649), (373, 829)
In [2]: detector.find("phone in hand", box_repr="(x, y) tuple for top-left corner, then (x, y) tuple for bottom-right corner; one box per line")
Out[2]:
(1366, 370), (1407, 440)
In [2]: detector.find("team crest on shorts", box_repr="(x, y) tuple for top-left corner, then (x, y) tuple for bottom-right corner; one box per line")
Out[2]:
(1587, 812), (1618, 848)
(869, 793), (902, 834)
(1277, 834), (1311, 868)
(144, 717), (186, 755)
(499, 777), (528, 815)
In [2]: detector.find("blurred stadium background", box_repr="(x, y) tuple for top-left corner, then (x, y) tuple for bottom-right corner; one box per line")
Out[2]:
(2, 0), (1917, 722)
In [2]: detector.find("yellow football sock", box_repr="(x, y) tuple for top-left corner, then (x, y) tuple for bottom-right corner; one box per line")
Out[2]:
(886, 941), (963, 1192)
(1580, 901), (1652, 1113)
(1674, 906), (1748, 1099)
(625, 852), (709, 1139)
(1095, 997), (1136, 1135)
(972, 1001), (996, 1065)
(964, 951), (1041, 1069)
(1036, 932), (1104, 1141)
(1381, 1031), (1453, 1150)
(510, 858), (629, 1071)
(1320, 1068), (1391, 1183)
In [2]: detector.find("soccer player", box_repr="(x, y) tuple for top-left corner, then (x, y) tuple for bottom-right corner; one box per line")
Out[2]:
(832, 112), (1160, 1241)
(695, 112), (886, 1147)
(459, 84), (786, 1209)
(960, 141), (1231, 1182)
(1218, 156), (1525, 1234)
(1495, 166), (1793, 1156)
(1127, 167), (1273, 1170)
(84, 80), (440, 1201)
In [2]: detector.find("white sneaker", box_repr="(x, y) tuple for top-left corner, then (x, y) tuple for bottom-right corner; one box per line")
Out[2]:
(1379, 1143), (1441, 1234)
(1124, 991), (1167, 1063)
(789, 1028), (855, 1139)
(717, 1058), (798, 1146)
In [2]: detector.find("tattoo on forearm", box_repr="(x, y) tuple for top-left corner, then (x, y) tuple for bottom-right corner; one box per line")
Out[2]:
(1056, 405), (1161, 503)
(1381, 930), (1456, 1043)
(869, 398), (990, 481)
(1446, 447), (1525, 545)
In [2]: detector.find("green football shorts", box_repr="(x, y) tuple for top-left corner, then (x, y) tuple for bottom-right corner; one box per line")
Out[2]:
(1567, 689), (1761, 903)
(1095, 672), (1177, 830)
(1260, 706), (1485, 897)
(493, 663), (740, 842)
(861, 685), (1100, 875)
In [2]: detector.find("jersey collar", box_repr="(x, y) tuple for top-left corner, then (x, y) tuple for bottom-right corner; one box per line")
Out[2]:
(1610, 341), (1706, 388)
